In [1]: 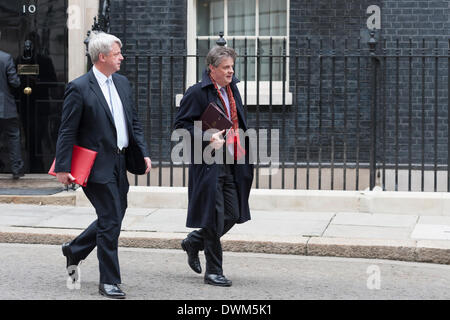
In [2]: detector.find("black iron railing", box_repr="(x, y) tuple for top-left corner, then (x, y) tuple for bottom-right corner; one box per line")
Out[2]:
(117, 33), (449, 192)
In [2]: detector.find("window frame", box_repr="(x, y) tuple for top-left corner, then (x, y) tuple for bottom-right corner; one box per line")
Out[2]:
(184, 0), (292, 106)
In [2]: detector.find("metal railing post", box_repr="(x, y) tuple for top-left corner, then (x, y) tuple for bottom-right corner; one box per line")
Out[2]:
(368, 31), (378, 190)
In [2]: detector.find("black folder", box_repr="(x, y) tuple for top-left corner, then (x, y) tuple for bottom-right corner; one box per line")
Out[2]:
(200, 102), (233, 132)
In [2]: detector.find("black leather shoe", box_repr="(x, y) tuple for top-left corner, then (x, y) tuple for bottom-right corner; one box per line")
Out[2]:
(62, 242), (80, 275)
(12, 172), (24, 180)
(181, 239), (202, 274)
(99, 283), (126, 299)
(204, 274), (232, 287)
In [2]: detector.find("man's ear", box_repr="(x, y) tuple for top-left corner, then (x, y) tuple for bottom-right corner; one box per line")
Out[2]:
(98, 52), (106, 62)
(208, 64), (214, 74)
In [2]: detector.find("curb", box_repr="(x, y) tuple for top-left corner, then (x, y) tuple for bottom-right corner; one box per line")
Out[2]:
(1, 227), (449, 265)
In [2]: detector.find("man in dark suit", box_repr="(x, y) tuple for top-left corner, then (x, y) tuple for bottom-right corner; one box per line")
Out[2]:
(0, 50), (24, 179)
(54, 32), (151, 299)
(174, 46), (254, 287)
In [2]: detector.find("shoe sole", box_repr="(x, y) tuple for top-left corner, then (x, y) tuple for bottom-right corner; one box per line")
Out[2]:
(204, 278), (232, 287)
(99, 290), (126, 299)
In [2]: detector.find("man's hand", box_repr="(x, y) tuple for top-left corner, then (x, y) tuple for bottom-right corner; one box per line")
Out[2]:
(144, 157), (152, 174)
(210, 129), (226, 150)
(56, 172), (75, 185)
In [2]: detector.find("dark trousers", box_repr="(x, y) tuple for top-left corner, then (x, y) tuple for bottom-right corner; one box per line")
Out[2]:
(0, 118), (24, 174)
(187, 164), (239, 275)
(68, 153), (129, 284)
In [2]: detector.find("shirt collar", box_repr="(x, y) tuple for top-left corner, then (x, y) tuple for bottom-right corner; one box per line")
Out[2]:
(92, 65), (112, 86)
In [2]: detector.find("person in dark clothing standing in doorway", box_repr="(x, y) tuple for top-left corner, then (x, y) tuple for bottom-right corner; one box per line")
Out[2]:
(0, 50), (24, 179)
(174, 46), (254, 287)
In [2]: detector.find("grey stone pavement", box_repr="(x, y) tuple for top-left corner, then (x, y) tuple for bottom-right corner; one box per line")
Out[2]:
(1, 203), (450, 265)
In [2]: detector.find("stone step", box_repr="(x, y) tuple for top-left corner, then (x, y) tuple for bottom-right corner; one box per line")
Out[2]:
(0, 174), (61, 189)
(0, 174), (75, 205)
(1, 175), (449, 215)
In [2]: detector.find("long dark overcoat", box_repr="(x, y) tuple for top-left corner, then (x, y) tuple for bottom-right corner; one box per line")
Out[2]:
(174, 70), (254, 231)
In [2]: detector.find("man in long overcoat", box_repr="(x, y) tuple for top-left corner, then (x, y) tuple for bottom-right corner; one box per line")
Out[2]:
(174, 46), (253, 286)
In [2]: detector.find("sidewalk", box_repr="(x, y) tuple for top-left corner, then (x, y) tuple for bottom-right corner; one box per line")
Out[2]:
(1, 202), (450, 265)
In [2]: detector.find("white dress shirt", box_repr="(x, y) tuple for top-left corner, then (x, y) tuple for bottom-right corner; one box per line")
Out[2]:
(218, 85), (231, 120)
(92, 66), (129, 149)
(217, 85), (235, 156)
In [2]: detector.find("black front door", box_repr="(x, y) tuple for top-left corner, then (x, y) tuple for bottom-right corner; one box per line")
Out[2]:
(0, 0), (67, 173)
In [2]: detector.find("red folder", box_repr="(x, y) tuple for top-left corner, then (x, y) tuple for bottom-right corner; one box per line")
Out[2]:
(48, 145), (98, 187)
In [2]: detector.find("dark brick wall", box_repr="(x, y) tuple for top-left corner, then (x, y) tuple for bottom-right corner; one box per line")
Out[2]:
(378, 43), (449, 168)
(108, 0), (449, 168)
(287, 0), (448, 167)
(287, 0), (381, 166)
(379, 0), (449, 167)
(109, 0), (187, 163)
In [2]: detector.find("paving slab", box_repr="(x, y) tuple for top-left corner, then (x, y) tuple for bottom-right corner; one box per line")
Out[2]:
(248, 211), (335, 221)
(127, 208), (191, 233)
(411, 224), (450, 241)
(0, 215), (48, 227)
(227, 211), (334, 237)
(229, 218), (330, 237)
(417, 216), (450, 226)
(0, 204), (67, 216)
(323, 225), (413, 240)
(331, 212), (418, 228)
(35, 214), (95, 229)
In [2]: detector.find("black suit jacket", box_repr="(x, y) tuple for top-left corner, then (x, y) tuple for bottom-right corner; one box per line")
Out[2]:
(0, 50), (20, 119)
(55, 69), (149, 183)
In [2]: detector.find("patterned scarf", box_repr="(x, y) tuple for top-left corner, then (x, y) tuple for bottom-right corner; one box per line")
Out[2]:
(209, 75), (245, 160)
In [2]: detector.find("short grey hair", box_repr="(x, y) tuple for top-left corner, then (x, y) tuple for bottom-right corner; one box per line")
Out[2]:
(206, 46), (237, 73)
(88, 32), (122, 64)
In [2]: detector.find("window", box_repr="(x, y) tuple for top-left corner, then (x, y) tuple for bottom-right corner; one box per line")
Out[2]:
(183, 0), (292, 106)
